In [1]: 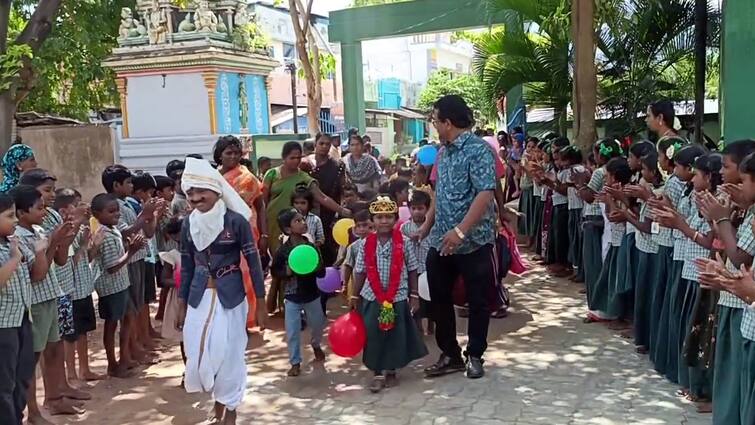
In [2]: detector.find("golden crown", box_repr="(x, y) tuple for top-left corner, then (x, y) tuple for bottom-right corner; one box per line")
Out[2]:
(369, 196), (398, 215)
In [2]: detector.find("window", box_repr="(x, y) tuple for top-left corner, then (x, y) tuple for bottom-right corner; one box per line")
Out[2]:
(283, 42), (296, 60)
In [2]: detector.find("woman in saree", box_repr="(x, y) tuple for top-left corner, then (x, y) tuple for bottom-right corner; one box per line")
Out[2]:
(308, 133), (346, 265)
(343, 134), (382, 192)
(215, 135), (268, 329)
(263, 141), (351, 314)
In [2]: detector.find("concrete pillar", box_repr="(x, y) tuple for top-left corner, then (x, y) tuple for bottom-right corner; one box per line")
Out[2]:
(341, 41), (366, 133)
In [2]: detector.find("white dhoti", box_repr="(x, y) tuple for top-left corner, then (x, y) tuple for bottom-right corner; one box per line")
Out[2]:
(183, 289), (249, 410)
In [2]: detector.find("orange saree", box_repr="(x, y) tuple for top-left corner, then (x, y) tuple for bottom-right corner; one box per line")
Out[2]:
(224, 165), (263, 329)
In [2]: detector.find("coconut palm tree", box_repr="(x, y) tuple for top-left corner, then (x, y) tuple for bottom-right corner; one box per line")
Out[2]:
(473, 0), (572, 134)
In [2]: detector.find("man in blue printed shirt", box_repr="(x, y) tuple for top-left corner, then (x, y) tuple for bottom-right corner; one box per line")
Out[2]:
(418, 95), (497, 380)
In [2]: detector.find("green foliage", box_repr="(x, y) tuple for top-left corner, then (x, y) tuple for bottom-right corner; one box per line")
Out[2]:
(297, 51), (336, 81)
(13, 0), (134, 120)
(232, 22), (271, 52)
(474, 0), (572, 132)
(595, 0), (718, 135)
(417, 69), (494, 127)
(0, 44), (32, 91)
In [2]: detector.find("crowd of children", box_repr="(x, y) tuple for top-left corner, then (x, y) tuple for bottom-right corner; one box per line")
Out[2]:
(516, 100), (755, 424)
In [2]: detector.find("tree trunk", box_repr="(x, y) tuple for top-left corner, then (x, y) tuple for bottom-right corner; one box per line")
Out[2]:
(693, 0), (707, 146)
(289, 0), (321, 136)
(572, 0), (597, 152)
(0, 0), (63, 151)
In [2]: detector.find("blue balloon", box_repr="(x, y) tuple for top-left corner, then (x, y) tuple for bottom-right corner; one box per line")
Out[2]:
(417, 145), (438, 166)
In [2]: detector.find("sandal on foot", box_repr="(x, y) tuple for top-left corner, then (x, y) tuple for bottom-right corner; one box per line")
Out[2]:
(369, 375), (386, 393)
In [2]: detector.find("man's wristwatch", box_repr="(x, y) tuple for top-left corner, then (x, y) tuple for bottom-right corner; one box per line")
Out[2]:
(453, 226), (465, 240)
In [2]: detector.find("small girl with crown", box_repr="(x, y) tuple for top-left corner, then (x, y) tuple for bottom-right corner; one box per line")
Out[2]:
(350, 196), (428, 393)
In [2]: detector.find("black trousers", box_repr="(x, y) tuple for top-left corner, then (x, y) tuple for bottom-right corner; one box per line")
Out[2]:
(426, 245), (494, 359)
(0, 314), (34, 425)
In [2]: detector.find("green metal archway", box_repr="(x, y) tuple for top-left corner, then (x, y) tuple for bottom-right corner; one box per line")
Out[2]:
(328, 0), (518, 133)
(329, 0), (755, 141)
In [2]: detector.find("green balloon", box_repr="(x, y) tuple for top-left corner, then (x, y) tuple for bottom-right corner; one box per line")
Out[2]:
(289, 244), (319, 275)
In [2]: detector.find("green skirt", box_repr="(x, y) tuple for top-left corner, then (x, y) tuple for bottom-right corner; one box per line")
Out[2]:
(547, 204), (569, 265)
(648, 247), (673, 377)
(660, 260), (684, 383)
(567, 209), (583, 271)
(741, 339), (755, 425)
(638, 251), (673, 354)
(632, 248), (655, 348)
(517, 187), (534, 236)
(607, 236), (637, 320)
(712, 306), (744, 424)
(582, 217), (604, 310)
(531, 197), (544, 243)
(360, 300), (428, 373)
(590, 246), (618, 316)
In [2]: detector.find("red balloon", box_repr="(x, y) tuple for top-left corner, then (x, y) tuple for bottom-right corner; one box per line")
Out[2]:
(173, 266), (181, 289)
(328, 311), (367, 358)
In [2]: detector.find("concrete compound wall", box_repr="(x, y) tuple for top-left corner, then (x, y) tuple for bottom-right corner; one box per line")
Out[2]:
(18, 125), (116, 202)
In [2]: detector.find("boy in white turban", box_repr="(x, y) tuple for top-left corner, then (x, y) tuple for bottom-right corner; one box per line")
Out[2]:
(175, 158), (266, 424)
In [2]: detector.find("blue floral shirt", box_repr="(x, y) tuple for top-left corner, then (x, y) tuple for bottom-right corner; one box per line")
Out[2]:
(430, 131), (497, 255)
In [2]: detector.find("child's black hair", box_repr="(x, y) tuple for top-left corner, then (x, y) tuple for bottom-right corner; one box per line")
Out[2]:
(353, 209), (371, 224)
(387, 179), (410, 201)
(53, 188), (78, 211)
(656, 136), (687, 168)
(721, 139), (755, 166)
(347, 201), (370, 215)
(559, 145), (583, 166)
(155, 175), (175, 192)
(239, 158), (254, 169)
(19, 168), (56, 188)
(674, 144), (707, 168)
(694, 153), (724, 193)
(739, 152), (755, 176)
(409, 190), (432, 208)
(290, 184), (314, 209)
(0, 193), (14, 213)
(605, 157), (632, 185)
(378, 181), (390, 194)
(165, 159), (185, 180)
(132, 170), (157, 193)
(397, 167), (412, 179)
(277, 208), (300, 236)
(10, 185), (42, 213)
(595, 138), (623, 162)
(257, 156), (271, 167)
(640, 151), (663, 187)
(101, 165), (133, 193)
(343, 182), (358, 194)
(536, 140), (550, 151)
(629, 140), (655, 159)
(358, 189), (377, 203)
(164, 215), (184, 236)
(551, 137), (570, 150)
(91, 193), (119, 213)
(587, 152), (596, 167)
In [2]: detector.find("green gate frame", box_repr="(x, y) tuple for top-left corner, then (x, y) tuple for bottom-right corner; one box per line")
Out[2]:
(328, 0), (519, 133)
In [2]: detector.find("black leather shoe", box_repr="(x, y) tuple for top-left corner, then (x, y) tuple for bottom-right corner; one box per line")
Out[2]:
(424, 354), (465, 378)
(465, 356), (485, 379)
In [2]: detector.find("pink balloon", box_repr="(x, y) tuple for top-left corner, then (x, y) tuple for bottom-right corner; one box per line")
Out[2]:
(399, 206), (411, 222)
(328, 311), (366, 358)
(316, 267), (342, 293)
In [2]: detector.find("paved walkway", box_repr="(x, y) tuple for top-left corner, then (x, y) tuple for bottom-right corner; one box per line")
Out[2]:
(63, 259), (710, 425)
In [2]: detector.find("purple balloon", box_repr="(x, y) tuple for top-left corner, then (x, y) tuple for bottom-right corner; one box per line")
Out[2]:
(317, 267), (342, 293)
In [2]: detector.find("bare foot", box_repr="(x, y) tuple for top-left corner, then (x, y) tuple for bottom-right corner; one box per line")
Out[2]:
(695, 401), (712, 413)
(206, 402), (225, 425)
(80, 370), (107, 381)
(223, 409), (236, 425)
(62, 387), (91, 400)
(108, 364), (135, 378)
(48, 398), (85, 415)
(27, 411), (55, 425)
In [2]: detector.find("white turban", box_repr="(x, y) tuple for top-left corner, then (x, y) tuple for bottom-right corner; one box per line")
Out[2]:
(181, 158), (251, 251)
